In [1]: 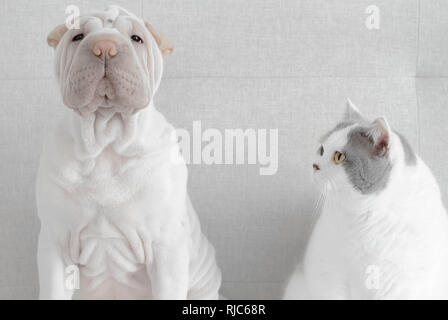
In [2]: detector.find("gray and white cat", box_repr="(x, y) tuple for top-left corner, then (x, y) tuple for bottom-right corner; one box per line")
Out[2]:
(284, 100), (448, 299)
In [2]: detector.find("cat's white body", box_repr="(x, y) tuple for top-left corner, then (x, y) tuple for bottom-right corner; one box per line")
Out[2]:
(284, 102), (448, 299)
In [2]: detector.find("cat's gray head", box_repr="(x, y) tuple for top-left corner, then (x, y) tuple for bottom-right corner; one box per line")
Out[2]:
(312, 99), (417, 195)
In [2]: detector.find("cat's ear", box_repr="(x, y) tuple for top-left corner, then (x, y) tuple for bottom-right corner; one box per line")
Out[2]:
(47, 24), (68, 49)
(344, 98), (364, 122)
(366, 117), (391, 156)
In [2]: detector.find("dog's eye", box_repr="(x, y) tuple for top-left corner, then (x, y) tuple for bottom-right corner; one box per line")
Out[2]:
(72, 33), (84, 42)
(131, 35), (144, 44)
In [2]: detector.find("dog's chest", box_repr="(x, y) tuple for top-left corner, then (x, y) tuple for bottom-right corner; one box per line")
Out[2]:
(77, 213), (148, 291)
(63, 149), (152, 208)
(83, 148), (130, 186)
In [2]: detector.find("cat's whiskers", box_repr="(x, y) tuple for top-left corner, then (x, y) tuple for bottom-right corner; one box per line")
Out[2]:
(327, 177), (337, 193)
(310, 181), (329, 227)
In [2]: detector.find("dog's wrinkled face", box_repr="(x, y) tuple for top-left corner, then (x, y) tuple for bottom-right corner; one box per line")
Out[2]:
(47, 6), (173, 115)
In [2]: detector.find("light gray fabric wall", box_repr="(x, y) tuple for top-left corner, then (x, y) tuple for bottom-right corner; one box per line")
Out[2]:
(0, 0), (447, 299)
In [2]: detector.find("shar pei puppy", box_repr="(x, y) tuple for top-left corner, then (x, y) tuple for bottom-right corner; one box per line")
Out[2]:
(36, 5), (221, 299)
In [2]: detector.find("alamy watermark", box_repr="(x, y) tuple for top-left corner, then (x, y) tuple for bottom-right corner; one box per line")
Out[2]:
(65, 5), (80, 30)
(65, 265), (80, 290)
(365, 264), (381, 291)
(365, 5), (380, 30)
(171, 121), (279, 176)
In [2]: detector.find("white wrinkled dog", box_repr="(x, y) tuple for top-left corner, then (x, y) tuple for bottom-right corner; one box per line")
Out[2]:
(37, 5), (221, 299)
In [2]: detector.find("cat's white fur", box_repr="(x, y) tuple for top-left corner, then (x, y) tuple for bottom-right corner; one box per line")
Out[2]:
(284, 101), (448, 299)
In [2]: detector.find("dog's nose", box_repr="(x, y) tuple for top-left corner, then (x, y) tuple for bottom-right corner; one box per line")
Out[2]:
(92, 40), (117, 58)
(313, 164), (320, 171)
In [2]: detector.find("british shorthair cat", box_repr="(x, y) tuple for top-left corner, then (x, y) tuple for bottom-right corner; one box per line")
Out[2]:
(284, 100), (448, 299)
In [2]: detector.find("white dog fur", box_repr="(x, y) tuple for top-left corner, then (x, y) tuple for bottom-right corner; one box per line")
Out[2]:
(37, 5), (221, 299)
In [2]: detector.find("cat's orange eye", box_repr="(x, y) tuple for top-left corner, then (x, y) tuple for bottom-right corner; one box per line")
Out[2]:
(333, 151), (346, 164)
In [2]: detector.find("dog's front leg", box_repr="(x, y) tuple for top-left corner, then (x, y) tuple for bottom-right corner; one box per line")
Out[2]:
(37, 229), (74, 300)
(148, 233), (190, 300)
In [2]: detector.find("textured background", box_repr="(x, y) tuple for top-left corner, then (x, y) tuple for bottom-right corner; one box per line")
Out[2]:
(1, 0), (448, 299)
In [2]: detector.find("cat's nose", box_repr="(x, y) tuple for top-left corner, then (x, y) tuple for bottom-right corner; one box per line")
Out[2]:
(313, 164), (320, 171)
(92, 40), (117, 58)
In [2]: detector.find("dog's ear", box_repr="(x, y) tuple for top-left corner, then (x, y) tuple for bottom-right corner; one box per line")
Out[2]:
(144, 22), (173, 56)
(47, 24), (68, 49)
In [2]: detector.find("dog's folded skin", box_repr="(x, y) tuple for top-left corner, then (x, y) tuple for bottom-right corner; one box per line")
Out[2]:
(36, 6), (221, 300)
